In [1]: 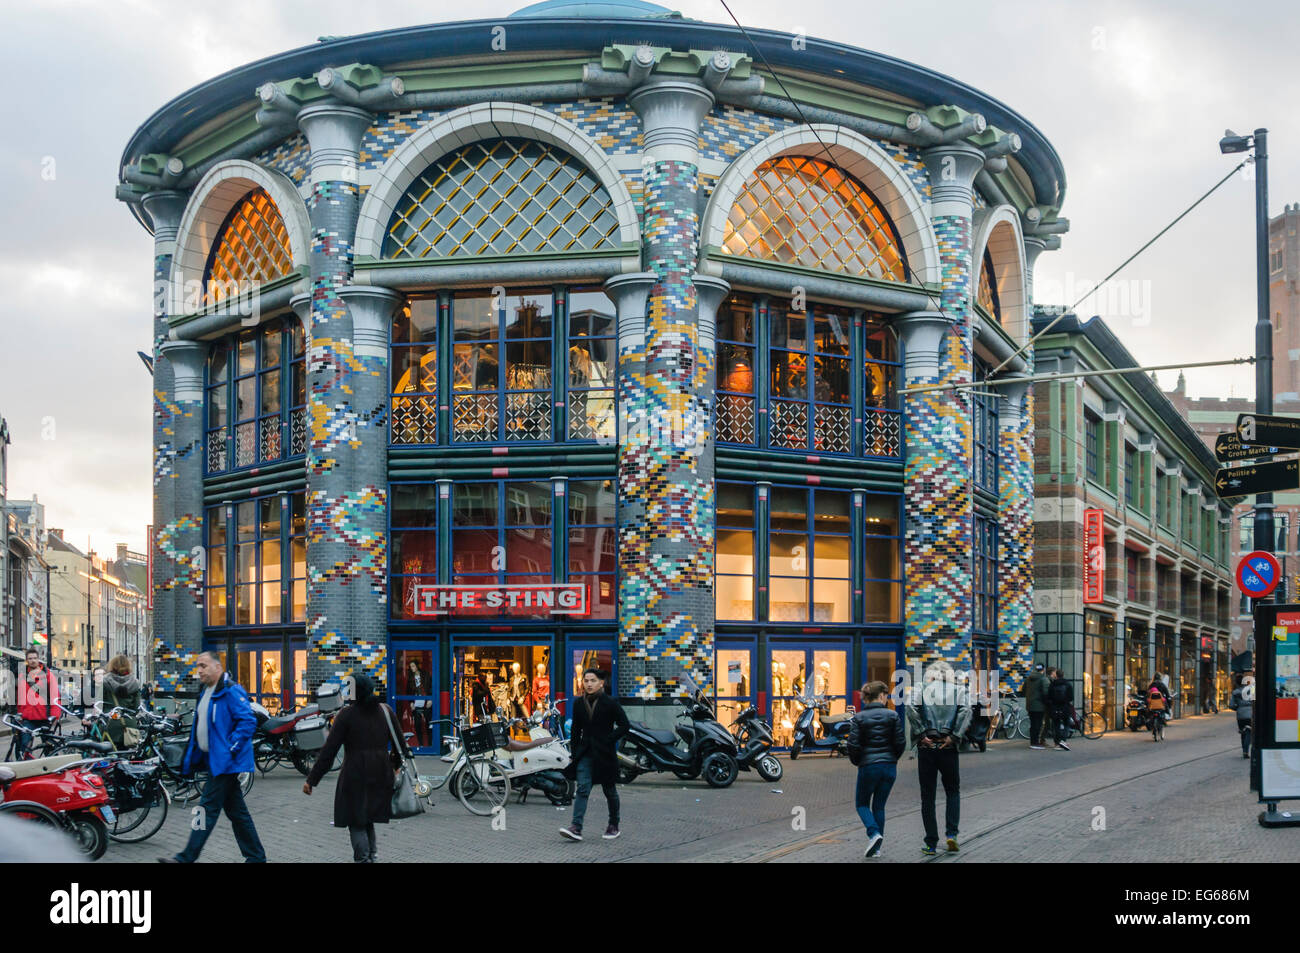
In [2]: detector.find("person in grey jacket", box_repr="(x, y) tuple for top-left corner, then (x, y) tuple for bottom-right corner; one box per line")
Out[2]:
(847, 681), (905, 859)
(1229, 675), (1255, 759)
(1022, 663), (1050, 749)
(907, 672), (972, 855)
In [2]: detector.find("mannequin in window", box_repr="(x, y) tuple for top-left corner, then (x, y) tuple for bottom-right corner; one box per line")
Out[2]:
(793, 663), (806, 698)
(772, 662), (790, 746)
(471, 671), (490, 723)
(816, 660), (831, 696)
(406, 658), (431, 747)
(261, 659), (280, 703)
(490, 671), (511, 715)
(511, 661), (530, 718)
(531, 662), (551, 710)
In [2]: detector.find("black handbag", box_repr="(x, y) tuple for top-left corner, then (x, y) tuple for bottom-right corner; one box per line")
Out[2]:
(382, 706), (424, 819)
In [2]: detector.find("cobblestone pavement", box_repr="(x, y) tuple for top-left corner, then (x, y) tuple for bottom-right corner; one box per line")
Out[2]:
(97, 712), (1292, 863)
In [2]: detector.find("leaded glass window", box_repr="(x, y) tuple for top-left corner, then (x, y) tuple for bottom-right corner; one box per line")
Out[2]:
(977, 247), (1001, 325)
(452, 290), (553, 443)
(203, 188), (294, 304)
(384, 138), (620, 259)
(722, 156), (907, 281)
(769, 304), (851, 454)
(391, 298), (439, 445)
(566, 290), (616, 442)
(863, 320), (901, 458)
(205, 319), (305, 473)
(717, 295), (757, 446)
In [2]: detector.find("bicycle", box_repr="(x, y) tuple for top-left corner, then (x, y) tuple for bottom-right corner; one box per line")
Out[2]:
(3, 703), (75, 761)
(416, 716), (511, 816)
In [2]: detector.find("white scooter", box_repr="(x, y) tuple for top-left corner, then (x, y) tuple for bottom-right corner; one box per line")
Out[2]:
(492, 701), (575, 806)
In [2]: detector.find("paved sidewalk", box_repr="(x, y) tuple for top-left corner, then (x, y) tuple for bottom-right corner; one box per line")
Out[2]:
(98, 712), (1291, 863)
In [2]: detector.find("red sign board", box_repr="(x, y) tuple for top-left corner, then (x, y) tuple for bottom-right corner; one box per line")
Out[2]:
(1237, 550), (1281, 598)
(1083, 508), (1105, 604)
(412, 583), (589, 617)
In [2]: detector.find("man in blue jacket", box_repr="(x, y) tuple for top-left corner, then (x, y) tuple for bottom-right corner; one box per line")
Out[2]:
(161, 651), (266, 863)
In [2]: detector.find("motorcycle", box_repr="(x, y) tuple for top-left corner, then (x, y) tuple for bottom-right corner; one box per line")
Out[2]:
(0, 754), (114, 859)
(251, 685), (343, 777)
(729, 705), (783, 781)
(616, 678), (740, 788)
(494, 701), (575, 806)
(1125, 693), (1150, 732)
(788, 691), (854, 759)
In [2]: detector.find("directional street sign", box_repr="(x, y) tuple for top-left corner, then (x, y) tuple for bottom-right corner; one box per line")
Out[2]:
(1237, 550), (1281, 598)
(1215, 431), (1281, 463)
(1237, 413), (1300, 450)
(1215, 458), (1300, 498)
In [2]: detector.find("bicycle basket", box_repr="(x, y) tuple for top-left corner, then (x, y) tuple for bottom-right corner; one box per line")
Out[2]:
(461, 722), (508, 756)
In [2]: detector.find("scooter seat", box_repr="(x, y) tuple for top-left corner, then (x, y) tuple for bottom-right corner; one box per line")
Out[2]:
(62, 739), (115, 755)
(632, 723), (679, 746)
(261, 715), (297, 733)
(819, 714), (851, 728)
(0, 754), (81, 780)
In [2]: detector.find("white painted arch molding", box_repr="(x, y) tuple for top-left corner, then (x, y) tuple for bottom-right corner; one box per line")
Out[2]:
(169, 159), (312, 313)
(972, 204), (1029, 347)
(354, 102), (641, 261)
(700, 123), (941, 288)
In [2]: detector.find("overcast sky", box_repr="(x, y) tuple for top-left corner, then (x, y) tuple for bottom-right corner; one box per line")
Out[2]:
(0, 0), (1295, 555)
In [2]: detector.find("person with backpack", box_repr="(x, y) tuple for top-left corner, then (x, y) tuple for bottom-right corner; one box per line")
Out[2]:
(1146, 675), (1171, 741)
(1229, 674), (1254, 759)
(1022, 663), (1050, 749)
(847, 680), (906, 859)
(1046, 668), (1073, 751)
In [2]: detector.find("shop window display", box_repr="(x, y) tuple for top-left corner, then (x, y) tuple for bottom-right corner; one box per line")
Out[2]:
(394, 649), (436, 749)
(571, 646), (614, 700)
(455, 644), (550, 728)
(235, 648), (283, 714)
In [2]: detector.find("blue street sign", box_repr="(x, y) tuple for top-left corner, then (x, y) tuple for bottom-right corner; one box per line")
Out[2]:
(1238, 551), (1282, 598)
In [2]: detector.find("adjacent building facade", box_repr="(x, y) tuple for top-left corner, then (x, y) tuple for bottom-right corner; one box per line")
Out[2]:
(119, 1), (1068, 742)
(1033, 312), (1234, 729)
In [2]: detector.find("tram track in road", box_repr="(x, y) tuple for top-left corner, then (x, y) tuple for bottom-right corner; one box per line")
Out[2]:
(741, 739), (1239, 863)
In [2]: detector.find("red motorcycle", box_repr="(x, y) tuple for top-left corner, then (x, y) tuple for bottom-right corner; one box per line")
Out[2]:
(0, 754), (114, 859)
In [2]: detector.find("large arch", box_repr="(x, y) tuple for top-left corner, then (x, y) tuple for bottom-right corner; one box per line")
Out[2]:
(700, 124), (941, 287)
(971, 204), (1029, 346)
(168, 159), (311, 315)
(354, 103), (641, 261)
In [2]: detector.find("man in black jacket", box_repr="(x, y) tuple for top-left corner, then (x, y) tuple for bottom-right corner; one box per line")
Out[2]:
(847, 680), (905, 859)
(1046, 669), (1074, 751)
(561, 668), (629, 841)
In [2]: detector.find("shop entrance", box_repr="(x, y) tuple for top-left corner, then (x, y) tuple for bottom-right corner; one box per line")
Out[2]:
(453, 638), (552, 726)
(768, 641), (850, 748)
(715, 638), (757, 728)
(390, 644), (439, 754)
(568, 636), (616, 703)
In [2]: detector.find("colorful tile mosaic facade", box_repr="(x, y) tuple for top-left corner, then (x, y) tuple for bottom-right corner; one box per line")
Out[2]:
(617, 157), (715, 701)
(878, 141), (932, 207)
(257, 132), (311, 185)
(698, 105), (795, 162)
(153, 638), (200, 693)
(998, 370), (1035, 690)
(904, 212), (974, 670)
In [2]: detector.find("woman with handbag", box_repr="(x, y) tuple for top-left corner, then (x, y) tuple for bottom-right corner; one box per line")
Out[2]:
(100, 654), (142, 750)
(303, 674), (415, 863)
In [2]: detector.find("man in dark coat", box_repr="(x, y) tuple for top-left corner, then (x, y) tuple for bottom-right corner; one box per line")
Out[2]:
(560, 667), (628, 841)
(303, 674), (413, 863)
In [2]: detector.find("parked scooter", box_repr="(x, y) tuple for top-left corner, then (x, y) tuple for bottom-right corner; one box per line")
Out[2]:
(0, 754), (114, 859)
(495, 701), (575, 805)
(616, 678), (740, 787)
(788, 691), (854, 759)
(729, 705), (783, 781)
(1125, 693), (1150, 732)
(251, 685), (342, 777)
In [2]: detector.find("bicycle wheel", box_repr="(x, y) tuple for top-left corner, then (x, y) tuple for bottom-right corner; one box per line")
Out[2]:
(109, 784), (169, 843)
(1011, 713), (1032, 740)
(1084, 711), (1105, 740)
(455, 759), (511, 816)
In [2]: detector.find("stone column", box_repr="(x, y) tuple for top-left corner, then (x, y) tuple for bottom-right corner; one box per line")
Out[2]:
(995, 378), (1033, 690)
(142, 189), (196, 692)
(906, 141), (985, 673)
(155, 339), (206, 692)
(295, 102), (381, 693)
(618, 78), (716, 714)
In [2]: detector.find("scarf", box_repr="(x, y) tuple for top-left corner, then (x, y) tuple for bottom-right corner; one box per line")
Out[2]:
(583, 691), (600, 723)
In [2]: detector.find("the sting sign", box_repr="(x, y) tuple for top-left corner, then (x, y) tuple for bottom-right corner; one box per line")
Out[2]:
(412, 583), (589, 617)
(1083, 508), (1105, 604)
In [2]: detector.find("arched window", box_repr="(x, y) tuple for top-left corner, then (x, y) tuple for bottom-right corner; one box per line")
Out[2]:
(203, 188), (294, 304)
(205, 319), (306, 473)
(977, 247), (1001, 325)
(383, 138), (620, 259)
(722, 156), (907, 281)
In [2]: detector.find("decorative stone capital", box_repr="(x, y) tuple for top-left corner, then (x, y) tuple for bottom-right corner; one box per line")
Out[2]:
(895, 310), (953, 381)
(995, 377), (1031, 426)
(693, 274), (730, 351)
(604, 272), (657, 351)
(159, 341), (207, 401)
(1022, 234), (1058, 301)
(627, 80), (715, 164)
(297, 103), (373, 186)
(339, 286), (403, 359)
(290, 292), (312, 330)
(141, 190), (189, 250)
(920, 142), (986, 218)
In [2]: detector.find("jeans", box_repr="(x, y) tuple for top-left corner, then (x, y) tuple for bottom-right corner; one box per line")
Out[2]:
(16, 718), (47, 758)
(917, 745), (960, 847)
(1239, 719), (1253, 756)
(854, 762), (897, 839)
(571, 754), (619, 831)
(175, 771), (266, 863)
(1028, 711), (1045, 745)
(349, 823), (376, 862)
(1050, 706), (1070, 744)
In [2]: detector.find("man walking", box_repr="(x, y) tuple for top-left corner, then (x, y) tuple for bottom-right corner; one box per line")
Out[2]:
(907, 669), (970, 855)
(1046, 668), (1073, 751)
(847, 680), (905, 859)
(161, 651), (265, 863)
(1023, 663), (1050, 750)
(560, 667), (629, 842)
(16, 648), (59, 758)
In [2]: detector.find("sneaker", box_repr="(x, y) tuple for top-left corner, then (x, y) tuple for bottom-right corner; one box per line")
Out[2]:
(1056, 742), (1070, 751)
(946, 838), (959, 852)
(157, 857), (180, 864)
(864, 833), (883, 858)
(1243, 752), (1251, 759)
(921, 845), (937, 856)
(559, 825), (583, 841)
(602, 825), (621, 840)
(1029, 745), (1045, 750)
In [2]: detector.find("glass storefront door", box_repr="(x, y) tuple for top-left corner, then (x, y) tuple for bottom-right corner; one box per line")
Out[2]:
(1180, 632), (1198, 714)
(391, 644), (438, 754)
(235, 646), (284, 714)
(1084, 612), (1117, 731)
(569, 636), (616, 701)
(768, 641), (850, 748)
(715, 639), (756, 729)
(453, 638), (552, 727)
(1124, 620), (1150, 703)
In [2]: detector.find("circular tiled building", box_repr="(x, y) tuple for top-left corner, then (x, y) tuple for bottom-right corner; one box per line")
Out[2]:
(120, 2), (1067, 740)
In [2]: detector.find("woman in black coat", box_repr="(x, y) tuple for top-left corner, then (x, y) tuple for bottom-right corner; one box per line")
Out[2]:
(303, 675), (413, 863)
